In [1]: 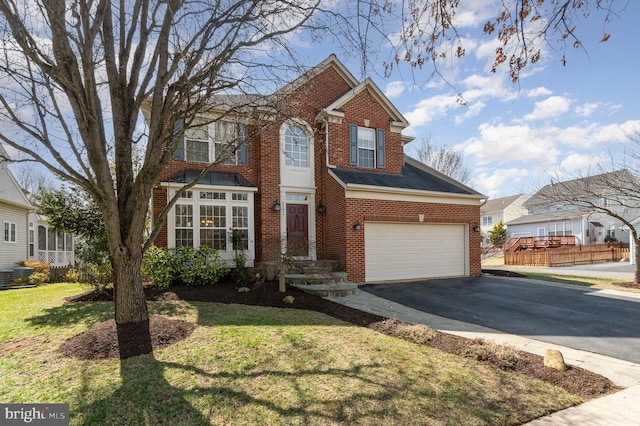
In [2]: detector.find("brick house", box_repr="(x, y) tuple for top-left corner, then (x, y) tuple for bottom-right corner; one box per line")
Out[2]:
(152, 55), (485, 283)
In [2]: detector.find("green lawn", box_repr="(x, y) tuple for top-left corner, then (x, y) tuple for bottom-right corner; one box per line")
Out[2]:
(481, 256), (639, 293)
(0, 284), (581, 425)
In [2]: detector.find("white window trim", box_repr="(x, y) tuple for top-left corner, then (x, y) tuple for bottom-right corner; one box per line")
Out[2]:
(357, 126), (376, 168)
(4, 221), (16, 243)
(165, 184), (257, 265)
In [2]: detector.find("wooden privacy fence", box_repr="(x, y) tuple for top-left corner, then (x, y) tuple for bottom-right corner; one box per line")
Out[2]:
(504, 244), (630, 267)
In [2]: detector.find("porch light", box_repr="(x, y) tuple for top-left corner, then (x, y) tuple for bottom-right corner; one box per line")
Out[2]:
(353, 221), (361, 231)
(317, 203), (326, 213)
(273, 200), (281, 212)
(472, 225), (480, 232)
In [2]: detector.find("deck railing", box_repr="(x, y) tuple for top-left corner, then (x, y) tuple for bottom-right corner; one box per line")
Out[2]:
(38, 250), (74, 267)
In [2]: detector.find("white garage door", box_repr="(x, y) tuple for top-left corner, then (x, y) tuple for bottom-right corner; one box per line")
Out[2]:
(365, 222), (467, 282)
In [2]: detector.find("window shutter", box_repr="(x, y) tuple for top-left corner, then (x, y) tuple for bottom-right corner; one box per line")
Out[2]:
(172, 118), (185, 161)
(349, 124), (358, 166)
(376, 128), (385, 169)
(238, 124), (248, 166)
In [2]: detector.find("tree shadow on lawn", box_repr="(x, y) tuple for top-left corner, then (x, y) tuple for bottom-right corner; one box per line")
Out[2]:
(76, 356), (398, 425)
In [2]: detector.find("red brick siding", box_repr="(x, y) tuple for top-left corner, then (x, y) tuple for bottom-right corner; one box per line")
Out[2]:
(344, 199), (481, 283)
(151, 61), (482, 283)
(328, 88), (404, 174)
(321, 172), (347, 269)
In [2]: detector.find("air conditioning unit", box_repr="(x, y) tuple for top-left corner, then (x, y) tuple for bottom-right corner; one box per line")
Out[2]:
(0, 270), (13, 288)
(13, 267), (34, 279)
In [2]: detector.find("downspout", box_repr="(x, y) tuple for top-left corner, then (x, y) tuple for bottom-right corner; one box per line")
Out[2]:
(321, 113), (336, 169)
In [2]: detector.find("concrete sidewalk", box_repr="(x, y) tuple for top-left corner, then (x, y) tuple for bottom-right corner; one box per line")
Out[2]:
(327, 284), (640, 425)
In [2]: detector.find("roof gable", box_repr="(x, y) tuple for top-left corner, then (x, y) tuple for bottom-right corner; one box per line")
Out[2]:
(481, 194), (525, 213)
(319, 77), (409, 129)
(275, 54), (359, 98)
(0, 145), (33, 209)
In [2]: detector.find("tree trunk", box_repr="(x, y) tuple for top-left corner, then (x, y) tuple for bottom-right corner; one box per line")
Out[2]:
(112, 246), (152, 359)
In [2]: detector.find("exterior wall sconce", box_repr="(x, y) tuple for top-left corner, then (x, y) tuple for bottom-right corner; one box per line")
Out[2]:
(273, 200), (281, 212)
(353, 221), (361, 231)
(317, 203), (326, 213)
(472, 225), (480, 232)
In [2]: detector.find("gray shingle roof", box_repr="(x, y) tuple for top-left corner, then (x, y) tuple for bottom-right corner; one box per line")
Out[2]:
(331, 157), (481, 196)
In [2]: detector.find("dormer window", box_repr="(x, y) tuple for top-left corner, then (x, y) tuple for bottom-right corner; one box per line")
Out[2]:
(349, 124), (385, 169)
(357, 127), (375, 168)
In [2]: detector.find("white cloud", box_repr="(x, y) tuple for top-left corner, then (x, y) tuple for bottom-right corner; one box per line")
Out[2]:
(557, 152), (608, 176)
(526, 87), (553, 98)
(574, 102), (600, 117)
(454, 101), (485, 124)
(524, 96), (571, 121)
(472, 168), (530, 198)
(384, 81), (406, 99)
(404, 94), (462, 128)
(462, 123), (561, 166)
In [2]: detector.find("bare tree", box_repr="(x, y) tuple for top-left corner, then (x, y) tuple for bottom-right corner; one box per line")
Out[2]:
(12, 165), (54, 206)
(0, 0), (621, 358)
(415, 136), (471, 184)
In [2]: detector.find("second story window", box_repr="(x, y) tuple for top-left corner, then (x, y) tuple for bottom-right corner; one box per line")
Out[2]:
(284, 125), (308, 167)
(175, 118), (248, 166)
(185, 122), (209, 163)
(349, 124), (385, 169)
(357, 127), (375, 168)
(215, 121), (246, 165)
(482, 216), (493, 227)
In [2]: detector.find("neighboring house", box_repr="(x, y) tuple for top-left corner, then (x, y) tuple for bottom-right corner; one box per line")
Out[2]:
(480, 194), (527, 246)
(0, 144), (35, 270)
(506, 171), (639, 245)
(151, 55), (486, 283)
(0, 145), (74, 272)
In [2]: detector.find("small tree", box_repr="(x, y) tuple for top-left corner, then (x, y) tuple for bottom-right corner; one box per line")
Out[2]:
(37, 186), (109, 266)
(488, 221), (507, 248)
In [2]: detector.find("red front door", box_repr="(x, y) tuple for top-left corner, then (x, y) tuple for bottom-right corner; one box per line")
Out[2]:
(286, 204), (308, 256)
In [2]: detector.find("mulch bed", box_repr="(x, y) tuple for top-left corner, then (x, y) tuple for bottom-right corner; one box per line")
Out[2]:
(64, 279), (620, 401)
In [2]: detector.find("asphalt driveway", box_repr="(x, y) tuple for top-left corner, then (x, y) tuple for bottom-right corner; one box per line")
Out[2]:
(361, 276), (640, 364)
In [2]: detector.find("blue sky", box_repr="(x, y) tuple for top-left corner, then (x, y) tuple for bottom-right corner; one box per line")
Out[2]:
(298, 1), (640, 199)
(3, 1), (639, 201)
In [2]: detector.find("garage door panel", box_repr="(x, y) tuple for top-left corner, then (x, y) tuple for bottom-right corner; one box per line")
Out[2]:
(365, 223), (467, 282)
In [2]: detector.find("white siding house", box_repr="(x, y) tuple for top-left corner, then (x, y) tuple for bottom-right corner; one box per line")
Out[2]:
(0, 145), (35, 269)
(480, 194), (527, 247)
(506, 171), (639, 246)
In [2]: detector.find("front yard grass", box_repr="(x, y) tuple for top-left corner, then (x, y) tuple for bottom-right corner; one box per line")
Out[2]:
(0, 283), (581, 425)
(481, 256), (639, 293)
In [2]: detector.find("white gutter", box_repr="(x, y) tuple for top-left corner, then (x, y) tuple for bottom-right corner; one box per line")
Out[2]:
(321, 114), (336, 169)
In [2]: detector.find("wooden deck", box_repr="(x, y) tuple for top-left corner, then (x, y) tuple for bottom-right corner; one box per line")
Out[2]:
(503, 236), (576, 253)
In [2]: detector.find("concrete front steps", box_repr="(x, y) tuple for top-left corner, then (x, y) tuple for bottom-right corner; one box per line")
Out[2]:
(286, 260), (358, 297)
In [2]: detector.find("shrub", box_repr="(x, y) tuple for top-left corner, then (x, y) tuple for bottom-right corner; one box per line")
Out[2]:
(65, 268), (80, 283)
(79, 263), (113, 294)
(462, 338), (520, 370)
(142, 246), (172, 288)
(18, 260), (50, 282)
(28, 272), (49, 285)
(142, 246), (228, 288)
(230, 248), (253, 286)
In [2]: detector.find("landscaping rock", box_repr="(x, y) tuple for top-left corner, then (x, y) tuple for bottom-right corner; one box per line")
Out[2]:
(282, 295), (294, 304)
(544, 349), (567, 372)
(237, 287), (250, 293)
